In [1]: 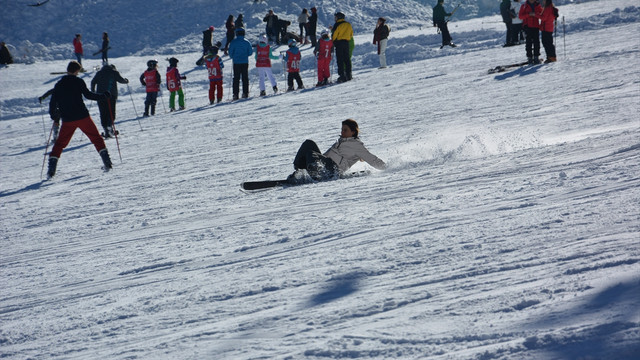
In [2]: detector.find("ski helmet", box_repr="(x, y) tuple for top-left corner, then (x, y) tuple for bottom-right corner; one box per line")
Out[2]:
(168, 57), (179, 66)
(321, 29), (329, 37)
(288, 38), (296, 47)
(147, 59), (158, 68)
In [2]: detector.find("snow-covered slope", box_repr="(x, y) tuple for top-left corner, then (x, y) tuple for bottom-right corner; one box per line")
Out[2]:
(1, 0), (639, 359)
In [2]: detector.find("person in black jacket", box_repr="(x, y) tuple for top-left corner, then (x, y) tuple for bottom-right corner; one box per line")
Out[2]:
(433, 0), (456, 48)
(500, 0), (515, 46)
(373, 17), (390, 68)
(47, 61), (113, 178)
(101, 32), (110, 64)
(224, 15), (235, 55)
(308, 7), (318, 47)
(263, 10), (279, 43)
(202, 26), (214, 54)
(91, 64), (129, 137)
(0, 42), (13, 65)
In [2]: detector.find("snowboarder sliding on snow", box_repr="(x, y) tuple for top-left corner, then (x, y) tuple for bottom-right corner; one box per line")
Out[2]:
(166, 57), (186, 111)
(314, 29), (333, 86)
(255, 35), (279, 96)
(284, 39), (304, 92)
(46, 61), (113, 178)
(287, 119), (386, 184)
(91, 64), (129, 138)
(433, 0), (457, 48)
(205, 46), (224, 104)
(140, 59), (161, 116)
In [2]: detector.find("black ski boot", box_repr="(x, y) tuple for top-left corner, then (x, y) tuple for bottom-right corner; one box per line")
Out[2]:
(99, 149), (113, 172)
(47, 157), (58, 179)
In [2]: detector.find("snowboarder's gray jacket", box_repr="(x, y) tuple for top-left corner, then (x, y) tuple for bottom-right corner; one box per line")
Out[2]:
(324, 137), (386, 173)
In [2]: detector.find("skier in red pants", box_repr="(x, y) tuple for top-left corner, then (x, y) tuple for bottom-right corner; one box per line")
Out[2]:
(47, 61), (113, 178)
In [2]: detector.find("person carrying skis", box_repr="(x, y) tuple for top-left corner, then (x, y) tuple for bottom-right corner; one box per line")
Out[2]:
(140, 59), (161, 116)
(91, 64), (129, 138)
(284, 39), (304, 92)
(373, 17), (390, 68)
(166, 57), (186, 111)
(73, 34), (83, 66)
(46, 61), (113, 178)
(228, 28), (253, 100)
(432, 0), (457, 48)
(314, 29), (333, 86)
(519, 0), (542, 64)
(539, 0), (558, 63)
(286, 119), (386, 184)
(255, 35), (279, 96)
(331, 11), (354, 83)
(205, 46), (224, 104)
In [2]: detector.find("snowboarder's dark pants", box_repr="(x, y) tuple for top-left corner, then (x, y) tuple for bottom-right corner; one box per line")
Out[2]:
(436, 21), (452, 46)
(97, 98), (116, 130)
(541, 31), (556, 59)
(334, 40), (352, 81)
(233, 63), (249, 97)
(287, 72), (303, 89)
(524, 27), (540, 58)
(293, 140), (338, 173)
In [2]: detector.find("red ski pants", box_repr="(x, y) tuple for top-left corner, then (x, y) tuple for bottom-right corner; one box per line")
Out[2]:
(50, 116), (106, 158)
(209, 79), (223, 102)
(317, 58), (331, 82)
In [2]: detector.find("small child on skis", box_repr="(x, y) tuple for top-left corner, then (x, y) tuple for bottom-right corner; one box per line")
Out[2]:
(205, 46), (224, 104)
(166, 57), (186, 111)
(314, 29), (333, 86)
(140, 59), (161, 116)
(284, 39), (304, 92)
(255, 35), (279, 96)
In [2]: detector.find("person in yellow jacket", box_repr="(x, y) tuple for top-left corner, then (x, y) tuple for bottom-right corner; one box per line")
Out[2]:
(331, 11), (354, 83)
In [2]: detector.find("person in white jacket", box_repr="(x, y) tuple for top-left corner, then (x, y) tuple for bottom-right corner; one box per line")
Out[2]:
(511, 0), (525, 45)
(287, 119), (386, 184)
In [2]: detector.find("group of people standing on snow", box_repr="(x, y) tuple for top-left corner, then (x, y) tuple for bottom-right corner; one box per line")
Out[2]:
(502, 0), (558, 64)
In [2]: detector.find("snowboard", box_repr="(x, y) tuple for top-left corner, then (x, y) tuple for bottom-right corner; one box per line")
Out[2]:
(487, 61), (532, 74)
(240, 170), (371, 193)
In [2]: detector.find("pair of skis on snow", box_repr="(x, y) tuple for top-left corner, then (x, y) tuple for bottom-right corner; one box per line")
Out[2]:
(488, 61), (543, 74)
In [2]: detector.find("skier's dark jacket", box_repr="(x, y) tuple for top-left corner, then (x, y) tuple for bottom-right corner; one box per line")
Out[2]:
(50, 75), (105, 122)
(432, 3), (451, 25)
(500, 0), (513, 23)
(90, 65), (127, 99)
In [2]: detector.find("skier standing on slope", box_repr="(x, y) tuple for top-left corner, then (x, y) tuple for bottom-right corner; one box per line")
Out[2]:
(46, 61), (113, 178)
(228, 28), (253, 100)
(255, 35), (279, 96)
(373, 17), (390, 68)
(91, 64), (129, 137)
(166, 57), (186, 111)
(284, 39), (304, 91)
(331, 11), (354, 83)
(432, 0), (457, 48)
(539, 0), (558, 63)
(205, 46), (225, 104)
(287, 119), (387, 184)
(519, 0), (542, 64)
(314, 29), (333, 86)
(140, 59), (161, 116)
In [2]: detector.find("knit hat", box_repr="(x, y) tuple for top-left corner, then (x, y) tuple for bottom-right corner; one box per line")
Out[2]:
(209, 26), (214, 31)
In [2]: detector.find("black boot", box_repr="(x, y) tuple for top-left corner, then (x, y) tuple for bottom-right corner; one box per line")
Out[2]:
(99, 149), (113, 171)
(151, 104), (156, 115)
(47, 157), (58, 178)
(143, 104), (150, 117)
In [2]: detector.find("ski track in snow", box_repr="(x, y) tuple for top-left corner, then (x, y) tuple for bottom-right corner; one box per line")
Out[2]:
(1, 1), (640, 359)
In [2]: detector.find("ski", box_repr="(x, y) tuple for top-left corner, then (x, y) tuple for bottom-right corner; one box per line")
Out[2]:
(488, 61), (531, 74)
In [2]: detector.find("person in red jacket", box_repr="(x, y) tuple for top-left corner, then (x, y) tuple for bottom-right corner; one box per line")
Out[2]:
(284, 39), (304, 91)
(519, 0), (542, 64)
(314, 30), (333, 86)
(140, 59), (161, 116)
(73, 34), (83, 67)
(205, 46), (225, 103)
(539, 0), (557, 63)
(166, 57), (186, 111)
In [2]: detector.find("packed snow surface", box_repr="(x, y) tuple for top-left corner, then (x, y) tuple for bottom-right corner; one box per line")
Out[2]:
(1, 0), (639, 359)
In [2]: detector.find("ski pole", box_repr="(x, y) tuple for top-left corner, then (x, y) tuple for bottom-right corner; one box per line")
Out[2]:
(40, 122), (54, 179)
(159, 90), (167, 113)
(562, 16), (566, 59)
(106, 98), (123, 162)
(126, 84), (143, 130)
(126, 83), (140, 119)
(38, 101), (48, 140)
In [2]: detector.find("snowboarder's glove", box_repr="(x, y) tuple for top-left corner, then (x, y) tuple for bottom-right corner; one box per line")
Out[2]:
(124, 78), (129, 83)
(50, 108), (61, 121)
(181, 76), (187, 80)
